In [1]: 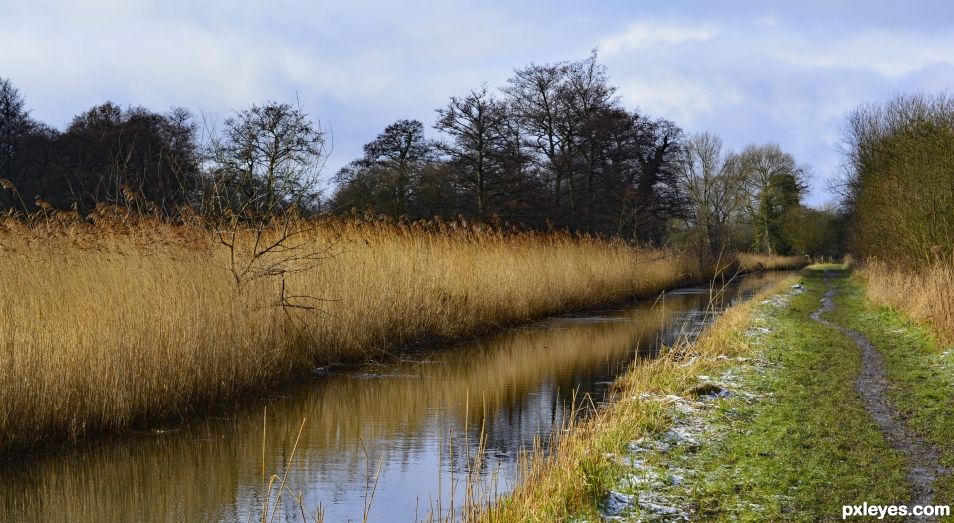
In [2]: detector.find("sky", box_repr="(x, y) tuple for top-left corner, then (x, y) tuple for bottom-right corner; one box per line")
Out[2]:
(2, 0), (953, 206)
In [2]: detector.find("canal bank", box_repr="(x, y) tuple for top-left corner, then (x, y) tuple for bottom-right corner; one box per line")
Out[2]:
(492, 266), (954, 522)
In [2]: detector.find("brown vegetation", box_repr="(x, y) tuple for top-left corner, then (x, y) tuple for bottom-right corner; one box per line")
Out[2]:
(841, 93), (954, 344)
(0, 212), (803, 452)
(858, 260), (954, 343)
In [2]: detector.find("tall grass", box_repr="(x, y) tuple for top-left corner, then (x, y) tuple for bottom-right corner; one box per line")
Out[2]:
(0, 213), (801, 452)
(858, 260), (954, 343)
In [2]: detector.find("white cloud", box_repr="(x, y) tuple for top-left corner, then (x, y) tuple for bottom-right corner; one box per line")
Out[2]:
(599, 21), (718, 55)
(770, 30), (954, 78)
(614, 74), (715, 126)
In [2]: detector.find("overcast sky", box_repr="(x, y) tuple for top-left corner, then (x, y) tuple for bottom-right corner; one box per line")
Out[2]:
(3, 0), (953, 205)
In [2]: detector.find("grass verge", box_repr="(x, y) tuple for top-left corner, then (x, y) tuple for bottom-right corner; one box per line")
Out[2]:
(488, 266), (922, 521)
(676, 267), (909, 521)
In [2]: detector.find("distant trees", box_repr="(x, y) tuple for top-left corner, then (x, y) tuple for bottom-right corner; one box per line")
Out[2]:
(332, 119), (438, 218)
(329, 53), (693, 241)
(0, 78), (29, 204)
(673, 133), (747, 262)
(0, 79), (58, 213)
(434, 86), (511, 218)
(1, 78), (204, 216)
(0, 62), (836, 257)
(782, 204), (844, 258)
(0, 79), (331, 222)
(207, 102), (326, 219)
(623, 115), (685, 243)
(736, 144), (808, 254)
(62, 103), (201, 214)
(842, 93), (954, 264)
(323, 54), (835, 255)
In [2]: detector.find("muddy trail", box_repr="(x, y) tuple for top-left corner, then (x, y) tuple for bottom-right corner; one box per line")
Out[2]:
(810, 275), (945, 518)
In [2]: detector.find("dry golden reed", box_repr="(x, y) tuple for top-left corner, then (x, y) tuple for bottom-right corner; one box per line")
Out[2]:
(859, 259), (954, 343)
(0, 214), (801, 452)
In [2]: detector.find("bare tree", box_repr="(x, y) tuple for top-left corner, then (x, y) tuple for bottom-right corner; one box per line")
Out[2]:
(332, 119), (434, 218)
(206, 101), (331, 315)
(562, 50), (617, 226)
(503, 62), (567, 207)
(434, 85), (509, 217)
(0, 78), (31, 211)
(209, 101), (326, 219)
(675, 132), (746, 262)
(60, 103), (201, 215)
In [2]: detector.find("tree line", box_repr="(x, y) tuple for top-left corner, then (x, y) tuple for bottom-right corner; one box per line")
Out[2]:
(841, 92), (954, 265)
(0, 78), (326, 225)
(1, 53), (837, 259)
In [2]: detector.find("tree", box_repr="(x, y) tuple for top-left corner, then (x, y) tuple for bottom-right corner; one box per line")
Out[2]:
(0, 78), (31, 211)
(841, 93), (954, 263)
(782, 204), (844, 257)
(503, 62), (567, 209)
(675, 132), (746, 262)
(630, 116), (685, 243)
(434, 85), (509, 218)
(331, 119), (434, 218)
(595, 112), (685, 243)
(62, 103), (201, 215)
(209, 102), (326, 218)
(736, 143), (807, 254)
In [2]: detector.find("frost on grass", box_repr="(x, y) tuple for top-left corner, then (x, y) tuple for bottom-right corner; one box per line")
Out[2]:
(597, 285), (800, 521)
(760, 283), (805, 309)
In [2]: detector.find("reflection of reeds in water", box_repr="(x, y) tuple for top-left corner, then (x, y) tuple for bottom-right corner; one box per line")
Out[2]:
(0, 278), (738, 522)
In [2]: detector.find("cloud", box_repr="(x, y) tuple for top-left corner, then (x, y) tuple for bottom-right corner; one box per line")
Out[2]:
(599, 21), (718, 55)
(614, 74), (714, 126)
(769, 30), (954, 78)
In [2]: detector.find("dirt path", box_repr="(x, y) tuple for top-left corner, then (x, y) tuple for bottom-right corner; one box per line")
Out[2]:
(811, 280), (944, 518)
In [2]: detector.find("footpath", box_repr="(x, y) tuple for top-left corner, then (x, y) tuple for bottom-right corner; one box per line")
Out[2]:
(596, 266), (954, 522)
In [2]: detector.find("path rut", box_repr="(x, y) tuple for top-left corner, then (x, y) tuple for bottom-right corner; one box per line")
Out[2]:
(810, 279), (944, 520)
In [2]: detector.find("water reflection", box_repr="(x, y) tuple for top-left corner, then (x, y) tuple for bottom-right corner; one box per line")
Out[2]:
(0, 272), (790, 522)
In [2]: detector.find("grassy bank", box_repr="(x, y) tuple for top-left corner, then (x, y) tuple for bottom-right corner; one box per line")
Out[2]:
(488, 266), (943, 521)
(0, 215), (803, 452)
(485, 272), (800, 521)
(673, 267), (911, 520)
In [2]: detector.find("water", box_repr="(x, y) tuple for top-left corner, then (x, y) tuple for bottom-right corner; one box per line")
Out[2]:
(0, 271), (792, 522)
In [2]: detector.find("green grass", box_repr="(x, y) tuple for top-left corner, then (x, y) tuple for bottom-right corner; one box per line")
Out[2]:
(679, 267), (910, 521)
(827, 276), (954, 519)
(492, 265), (954, 522)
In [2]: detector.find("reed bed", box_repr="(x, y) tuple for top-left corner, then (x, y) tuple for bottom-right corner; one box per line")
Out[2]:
(858, 259), (954, 343)
(0, 213), (800, 452)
